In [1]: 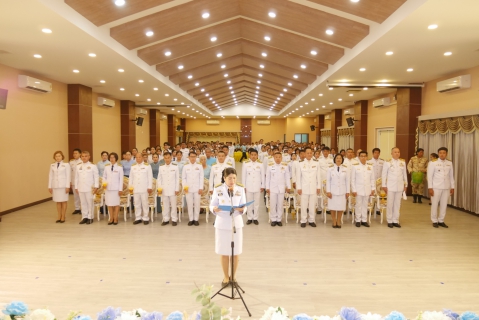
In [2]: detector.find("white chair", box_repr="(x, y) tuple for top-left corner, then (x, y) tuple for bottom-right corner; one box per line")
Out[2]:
(119, 177), (132, 222)
(349, 194), (357, 224)
(375, 178), (387, 224)
(148, 178), (157, 222)
(93, 177), (105, 221)
(200, 179), (211, 223)
(265, 193), (291, 223)
(175, 180), (184, 222)
(366, 195), (376, 224)
(294, 193), (302, 223)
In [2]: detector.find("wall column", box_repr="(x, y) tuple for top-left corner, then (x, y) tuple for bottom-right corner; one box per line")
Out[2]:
(120, 100), (136, 152)
(353, 100), (368, 151)
(317, 115), (324, 143)
(68, 84), (93, 160)
(167, 115), (175, 146)
(240, 118), (252, 144)
(149, 110), (162, 147)
(180, 118), (186, 142)
(330, 109), (342, 151)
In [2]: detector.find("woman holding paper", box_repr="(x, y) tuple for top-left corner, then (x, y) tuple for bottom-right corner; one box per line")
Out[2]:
(210, 167), (247, 288)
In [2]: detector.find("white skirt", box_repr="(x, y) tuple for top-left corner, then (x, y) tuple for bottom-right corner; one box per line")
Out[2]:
(328, 194), (347, 211)
(215, 228), (243, 256)
(52, 188), (69, 202)
(105, 190), (120, 206)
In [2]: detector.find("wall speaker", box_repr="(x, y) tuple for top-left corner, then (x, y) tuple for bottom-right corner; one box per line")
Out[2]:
(136, 117), (144, 126)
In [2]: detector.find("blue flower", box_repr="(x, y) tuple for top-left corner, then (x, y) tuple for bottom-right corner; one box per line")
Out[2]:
(443, 310), (460, 320)
(460, 312), (479, 320)
(142, 312), (163, 320)
(194, 313), (201, 320)
(340, 307), (361, 320)
(97, 307), (121, 320)
(2, 302), (28, 316)
(292, 314), (312, 320)
(166, 311), (183, 320)
(74, 316), (92, 320)
(384, 311), (406, 320)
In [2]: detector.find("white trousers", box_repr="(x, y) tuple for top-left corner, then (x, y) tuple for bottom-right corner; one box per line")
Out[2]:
(386, 191), (402, 223)
(300, 194), (317, 223)
(431, 188), (450, 223)
(134, 192), (149, 221)
(162, 195), (177, 222)
(246, 191), (261, 220)
(317, 195), (322, 212)
(269, 192), (285, 222)
(79, 192), (93, 219)
(185, 192), (200, 221)
(73, 189), (81, 210)
(355, 195), (369, 222)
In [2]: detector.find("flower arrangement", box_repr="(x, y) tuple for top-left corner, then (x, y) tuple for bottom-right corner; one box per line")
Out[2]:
(2, 302), (29, 320)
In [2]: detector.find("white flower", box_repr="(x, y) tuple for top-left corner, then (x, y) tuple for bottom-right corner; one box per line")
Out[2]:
(419, 312), (450, 320)
(25, 309), (55, 320)
(115, 311), (139, 320)
(260, 307), (288, 320)
(314, 316), (340, 320)
(361, 313), (382, 320)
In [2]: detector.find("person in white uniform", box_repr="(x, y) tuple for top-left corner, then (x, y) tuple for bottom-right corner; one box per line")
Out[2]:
(351, 151), (375, 227)
(326, 154), (350, 228)
(209, 151), (233, 192)
(182, 152), (204, 226)
(427, 147), (455, 228)
(381, 147), (407, 228)
(242, 148), (264, 225)
(210, 167), (246, 287)
(75, 151), (99, 225)
(265, 152), (291, 226)
(102, 152), (124, 225)
(370, 148), (385, 215)
(318, 147), (334, 214)
(129, 153), (153, 225)
(157, 152), (180, 226)
(48, 150), (71, 223)
(70, 148), (82, 215)
(296, 147), (321, 228)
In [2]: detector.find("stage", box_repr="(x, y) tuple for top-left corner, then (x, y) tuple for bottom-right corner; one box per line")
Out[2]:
(1, 165), (478, 318)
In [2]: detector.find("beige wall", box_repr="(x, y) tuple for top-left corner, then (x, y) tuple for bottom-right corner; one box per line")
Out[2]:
(285, 117), (317, 142)
(135, 108), (150, 150)
(251, 118), (286, 142)
(366, 92), (397, 153)
(0, 63), (68, 212)
(159, 113), (168, 146)
(324, 119), (331, 129)
(91, 92), (121, 159)
(422, 64), (479, 116)
(186, 118), (241, 132)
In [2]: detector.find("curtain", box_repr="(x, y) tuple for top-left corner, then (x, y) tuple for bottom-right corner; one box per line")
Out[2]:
(337, 127), (354, 151)
(321, 129), (331, 147)
(186, 132), (240, 143)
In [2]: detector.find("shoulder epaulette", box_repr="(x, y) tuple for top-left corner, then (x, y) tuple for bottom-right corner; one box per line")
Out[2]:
(342, 164), (348, 167)
(328, 164), (334, 167)
(299, 160), (304, 162)
(366, 162), (373, 165)
(399, 158), (405, 161)
(236, 182), (244, 187)
(172, 163), (178, 165)
(268, 163), (274, 166)
(432, 159), (438, 162)
(281, 162), (287, 165)
(447, 158), (451, 161)
(257, 160), (262, 163)
(144, 162), (150, 165)
(268, 156), (272, 158)
(160, 163), (165, 166)
(132, 163), (137, 166)
(352, 163), (359, 165)
(215, 183), (222, 188)
(105, 163), (111, 166)
(313, 159), (318, 162)
(368, 158), (373, 161)
(117, 163), (122, 167)
(244, 159), (251, 163)
(379, 158), (384, 161)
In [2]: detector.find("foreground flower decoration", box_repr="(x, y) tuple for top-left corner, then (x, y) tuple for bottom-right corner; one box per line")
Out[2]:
(24, 309), (55, 320)
(2, 302), (29, 319)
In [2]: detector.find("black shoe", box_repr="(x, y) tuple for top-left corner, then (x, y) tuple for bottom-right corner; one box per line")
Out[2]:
(221, 280), (230, 287)
(332, 224), (337, 228)
(161, 221), (170, 226)
(438, 222), (448, 228)
(337, 225), (341, 229)
(194, 221), (199, 226)
(271, 221), (277, 227)
(316, 211), (321, 215)
(376, 211), (381, 215)
(253, 220), (259, 225)
(433, 223), (439, 228)
(429, 202), (432, 205)
(413, 195), (417, 203)
(72, 210), (81, 214)
(246, 220), (252, 225)
(327, 211), (331, 215)
(309, 222), (317, 227)
(418, 197), (422, 203)
(188, 221), (194, 226)
(79, 218), (88, 224)
(108, 221), (113, 225)
(393, 223), (401, 228)
(56, 220), (61, 223)
(306, 209), (309, 213)
(301, 223), (306, 228)
(388, 223), (393, 228)
(355, 222), (360, 227)
(60, 220), (65, 223)
(144, 221), (149, 225)
(86, 219), (91, 224)
(172, 221), (177, 226)
(133, 220), (142, 225)
(113, 222), (118, 225)
(277, 222), (283, 227)
(361, 222), (370, 227)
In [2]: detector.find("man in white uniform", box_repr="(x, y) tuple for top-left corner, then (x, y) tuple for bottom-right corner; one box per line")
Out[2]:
(222, 145), (235, 169)
(209, 151), (233, 192)
(182, 152), (204, 226)
(70, 148), (83, 214)
(242, 148), (264, 225)
(381, 147), (407, 228)
(292, 149), (306, 189)
(370, 148), (384, 215)
(343, 148), (358, 167)
(296, 147), (321, 228)
(351, 151), (376, 227)
(427, 147), (455, 228)
(180, 143), (189, 158)
(318, 147), (334, 214)
(75, 151), (99, 224)
(157, 152), (179, 226)
(266, 152), (291, 226)
(129, 153), (153, 225)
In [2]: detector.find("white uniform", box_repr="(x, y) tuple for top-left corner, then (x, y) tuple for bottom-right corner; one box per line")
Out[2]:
(282, 154), (291, 163)
(382, 158), (408, 224)
(75, 161), (99, 220)
(70, 158), (82, 210)
(157, 163), (179, 222)
(225, 155), (236, 169)
(242, 159), (264, 221)
(296, 159), (321, 224)
(265, 162), (291, 222)
(209, 161), (233, 190)
(182, 162), (204, 222)
(351, 162), (375, 222)
(427, 159), (455, 223)
(262, 155), (274, 176)
(318, 157), (334, 185)
(48, 161), (71, 202)
(210, 183), (246, 255)
(129, 162), (153, 221)
(326, 164), (350, 211)
(102, 163), (124, 206)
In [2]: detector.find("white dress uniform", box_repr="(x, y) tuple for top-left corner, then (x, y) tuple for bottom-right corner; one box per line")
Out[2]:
(129, 162), (153, 221)
(209, 161), (233, 190)
(382, 158), (408, 224)
(70, 158), (82, 210)
(318, 158), (334, 186)
(75, 161), (99, 220)
(181, 148), (190, 157)
(48, 161), (71, 202)
(182, 162), (204, 222)
(326, 164), (350, 210)
(265, 162), (291, 222)
(102, 163), (124, 206)
(296, 159), (321, 224)
(242, 159), (265, 221)
(157, 162), (179, 222)
(351, 162), (375, 222)
(225, 155), (236, 169)
(427, 158), (455, 223)
(262, 155), (274, 176)
(282, 153), (291, 162)
(209, 183), (247, 256)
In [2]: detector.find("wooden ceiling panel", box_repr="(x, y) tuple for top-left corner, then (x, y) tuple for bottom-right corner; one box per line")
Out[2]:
(242, 74), (292, 93)
(179, 66), (244, 91)
(241, 81), (295, 100)
(198, 82), (295, 101)
(198, 87), (287, 105)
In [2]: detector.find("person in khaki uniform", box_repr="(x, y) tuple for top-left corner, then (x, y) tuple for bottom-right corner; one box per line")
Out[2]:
(407, 148), (429, 203)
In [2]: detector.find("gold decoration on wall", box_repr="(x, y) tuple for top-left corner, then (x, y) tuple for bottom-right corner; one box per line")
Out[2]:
(418, 115), (479, 134)
(186, 132), (240, 143)
(321, 129), (331, 137)
(337, 127), (354, 136)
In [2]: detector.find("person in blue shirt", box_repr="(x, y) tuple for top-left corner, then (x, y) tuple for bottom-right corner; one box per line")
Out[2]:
(239, 144), (248, 162)
(199, 154), (211, 182)
(120, 151), (135, 177)
(97, 151), (111, 177)
(205, 148), (216, 166)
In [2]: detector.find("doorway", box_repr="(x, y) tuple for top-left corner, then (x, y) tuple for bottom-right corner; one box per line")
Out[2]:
(376, 127), (395, 160)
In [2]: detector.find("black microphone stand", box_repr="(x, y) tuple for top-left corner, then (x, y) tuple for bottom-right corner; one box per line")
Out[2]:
(212, 188), (251, 317)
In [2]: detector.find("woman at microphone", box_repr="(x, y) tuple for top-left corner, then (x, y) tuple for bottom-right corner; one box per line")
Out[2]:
(210, 167), (247, 287)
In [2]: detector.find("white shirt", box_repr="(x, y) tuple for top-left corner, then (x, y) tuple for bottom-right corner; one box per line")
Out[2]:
(296, 159), (321, 194)
(265, 162), (291, 194)
(381, 158), (408, 192)
(75, 161), (99, 192)
(210, 183), (246, 230)
(427, 159), (455, 190)
(318, 157), (334, 184)
(103, 163), (124, 191)
(242, 160), (265, 192)
(157, 163), (179, 196)
(326, 164), (350, 195)
(370, 157), (385, 182)
(182, 162), (204, 193)
(209, 161), (233, 190)
(129, 162), (153, 193)
(69, 158), (82, 184)
(48, 161), (71, 189)
(350, 162), (375, 196)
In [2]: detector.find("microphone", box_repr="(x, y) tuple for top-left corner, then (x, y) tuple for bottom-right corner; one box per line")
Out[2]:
(228, 186), (234, 216)
(228, 186), (234, 197)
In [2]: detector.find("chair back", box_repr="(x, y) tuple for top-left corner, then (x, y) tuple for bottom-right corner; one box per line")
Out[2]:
(321, 179), (328, 208)
(376, 178), (383, 195)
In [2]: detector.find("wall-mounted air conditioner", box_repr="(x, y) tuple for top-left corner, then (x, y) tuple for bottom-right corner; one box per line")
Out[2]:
(97, 97), (115, 108)
(18, 75), (52, 93)
(206, 120), (220, 125)
(437, 75), (471, 93)
(373, 97), (391, 108)
(257, 120), (270, 125)
(324, 114), (331, 120)
(136, 108), (147, 115)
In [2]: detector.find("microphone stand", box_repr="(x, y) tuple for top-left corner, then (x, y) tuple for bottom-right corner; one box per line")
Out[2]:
(212, 187), (251, 317)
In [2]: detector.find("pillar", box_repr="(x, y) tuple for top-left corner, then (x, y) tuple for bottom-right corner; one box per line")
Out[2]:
(149, 110), (162, 147)
(353, 100), (368, 151)
(68, 84), (93, 160)
(240, 118), (252, 144)
(317, 115), (324, 143)
(181, 118), (186, 142)
(330, 109), (342, 151)
(167, 115), (176, 146)
(121, 100), (136, 153)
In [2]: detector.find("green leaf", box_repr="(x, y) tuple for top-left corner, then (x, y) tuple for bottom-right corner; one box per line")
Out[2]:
(192, 288), (200, 294)
(201, 297), (210, 306)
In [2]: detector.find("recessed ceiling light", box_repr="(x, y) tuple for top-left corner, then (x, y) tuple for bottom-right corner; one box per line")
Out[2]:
(118, 69), (124, 72)
(351, 0), (360, 2)
(257, 81), (261, 84)
(363, 87), (368, 90)
(305, 102), (307, 104)
(231, 91), (234, 94)
(114, 0), (125, 6)
(329, 87), (333, 90)
(33, 54), (42, 58)
(407, 68), (414, 72)
(157, 102), (161, 105)
(100, 80), (105, 83)
(174, 98), (177, 101)
(287, 82), (292, 86)
(386, 51), (394, 55)
(210, 36), (217, 42)
(178, 65), (184, 69)
(310, 50), (317, 55)
(217, 53), (222, 58)
(120, 88), (125, 91)
(359, 68), (366, 71)
(428, 24), (438, 30)
(145, 31), (154, 37)
(262, 52), (267, 57)
(319, 93), (323, 96)
(165, 94), (169, 96)
(138, 80), (144, 83)
(88, 53), (96, 57)
(268, 12), (276, 18)
(311, 98), (315, 101)
(205, 93), (209, 97)
(325, 29), (334, 35)
(73, 69), (79, 73)
(209, 98), (212, 100)
(194, 83), (199, 87)
(293, 74), (298, 79)
(201, 89), (205, 92)
(135, 94), (139, 97)
(322, 105), (325, 108)
(164, 51), (171, 56)
(202, 12), (210, 19)
(444, 52), (452, 56)
(147, 99), (151, 101)
(264, 36), (271, 41)
(338, 98), (342, 101)
(329, 102), (333, 105)
(260, 64), (264, 68)
(300, 64), (306, 69)
(224, 74), (228, 77)
(283, 88), (287, 92)
(227, 81), (231, 84)
(258, 73), (262, 77)
(188, 75), (193, 79)
(153, 87), (158, 90)
(41, 28), (52, 33)
(349, 94), (353, 96)
(316, 108), (319, 110)
(221, 64), (226, 69)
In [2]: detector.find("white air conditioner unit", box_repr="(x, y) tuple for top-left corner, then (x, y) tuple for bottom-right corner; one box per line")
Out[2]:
(136, 108), (147, 116)
(344, 108), (354, 115)
(373, 97), (391, 108)
(257, 120), (270, 125)
(437, 75), (471, 93)
(324, 114), (331, 120)
(97, 97), (115, 108)
(206, 120), (220, 125)
(18, 75), (52, 93)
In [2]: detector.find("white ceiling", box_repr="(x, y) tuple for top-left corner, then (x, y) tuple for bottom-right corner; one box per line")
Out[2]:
(0, 0), (478, 119)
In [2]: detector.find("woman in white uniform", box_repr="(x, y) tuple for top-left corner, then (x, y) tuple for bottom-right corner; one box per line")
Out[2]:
(210, 167), (247, 287)
(48, 151), (71, 223)
(102, 152), (124, 225)
(326, 154), (350, 228)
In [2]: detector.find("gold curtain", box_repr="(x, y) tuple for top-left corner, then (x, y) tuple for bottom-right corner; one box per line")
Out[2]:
(186, 132), (240, 143)
(321, 129), (331, 137)
(337, 127), (354, 136)
(418, 115), (479, 134)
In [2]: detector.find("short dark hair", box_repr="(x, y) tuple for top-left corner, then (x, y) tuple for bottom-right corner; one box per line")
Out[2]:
(340, 149), (345, 153)
(274, 151), (282, 156)
(416, 148), (424, 154)
(304, 147), (312, 152)
(359, 151), (368, 157)
(163, 151), (171, 157)
(372, 148), (381, 153)
(346, 148), (353, 152)
(218, 151), (226, 155)
(430, 153), (438, 159)
(101, 151), (109, 156)
(177, 151), (183, 155)
(221, 167), (237, 183)
(73, 148), (82, 153)
(248, 148), (258, 154)
(189, 151), (197, 156)
(334, 154), (344, 164)
(109, 152), (119, 161)
(438, 147), (448, 153)
(323, 146), (330, 151)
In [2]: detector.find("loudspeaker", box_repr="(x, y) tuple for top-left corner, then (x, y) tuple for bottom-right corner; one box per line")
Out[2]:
(136, 117), (144, 126)
(310, 125), (316, 131)
(0, 88), (8, 110)
(346, 117), (354, 127)
(176, 125), (181, 131)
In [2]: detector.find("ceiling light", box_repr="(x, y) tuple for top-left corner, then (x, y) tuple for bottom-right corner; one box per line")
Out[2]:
(209, 98), (212, 100)
(319, 93), (323, 96)
(288, 82), (292, 86)
(300, 64), (306, 69)
(147, 99), (151, 101)
(359, 68), (366, 71)
(351, 0), (360, 2)
(322, 105), (325, 108)
(262, 52), (267, 57)
(428, 24), (438, 30)
(153, 87), (158, 90)
(217, 53), (222, 58)
(264, 36), (271, 41)
(202, 12), (210, 19)
(231, 91), (234, 94)
(229, 86), (233, 89)
(311, 98), (315, 101)
(187, 75), (193, 79)
(268, 12), (276, 18)
(305, 102), (308, 104)
(73, 69), (79, 73)
(296, 108), (298, 110)
(329, 102), (333, 105)
(329, 87), (333, 90)
(135, 94), (139, 97)
(165, 94), (169, 96)
(407, 68), (414, 72)
(280, 93), (283, 96)
(256, 86), (260, 89)
(118, 69), (124, 72)
(164, 51), (171, 56)
(100, 80), (105, 83)
(174, 98), (177, 101)
(258, 73), (262, 77)
(195, 82), (199, 86)
(224, 74), (228, 77)
(310, 50), (317, 55)
(138, 80), (144, 83)
(210, 36), (217, 42)
(157, 102), (161, 105)
(221, 65), (226, 69)
(178, 65), (184, 69)
(444, 52), (452, 56)
(386, 51), (393, 55)
(120, 88), (125, 91)
(114, 0), (125, 6)
(349, 94), (353, 96)
(227, 81), (231, 84)
(146, 31), (154, 37)
(88, 53), (96, 57)
(325, 29), (334, 35)
(277, 98), (280, 100)
(201, 89), (205, 92)
(338, 98), (342, 101)
(283, 89), (287, 92)
(33, 54), (42, 58)
(41, 28), (52, 33)
(257, 81), (261, 84)
(293, 74), (298, 79)
(316, 108), (319, 110)
(260, 64), (264, 68)
(205, 93), (209, 97)
(363, 87), (368, 90)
